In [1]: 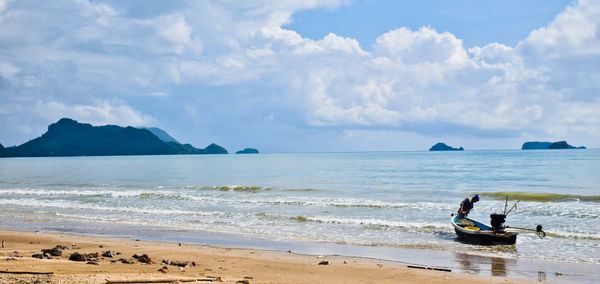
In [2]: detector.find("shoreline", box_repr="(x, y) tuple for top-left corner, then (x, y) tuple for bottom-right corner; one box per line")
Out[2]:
(0, 227), (538, 284)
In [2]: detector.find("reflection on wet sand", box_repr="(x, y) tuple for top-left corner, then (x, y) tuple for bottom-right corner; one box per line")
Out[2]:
(538, 271), (547, 282)
(491, 257), (506, 277)
(455, 253), (515, 277)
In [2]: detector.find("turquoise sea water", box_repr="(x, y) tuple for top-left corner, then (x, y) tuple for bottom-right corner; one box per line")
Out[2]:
(0, 150), (599, 265)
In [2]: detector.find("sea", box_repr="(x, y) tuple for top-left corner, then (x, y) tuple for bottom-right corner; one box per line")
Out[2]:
(1, 150), (599, 280)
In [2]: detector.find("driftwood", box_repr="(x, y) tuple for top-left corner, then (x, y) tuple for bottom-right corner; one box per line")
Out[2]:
(407, 265), (451, 272)
(0, 270), (54, 275)
(105, 278), (215, 283)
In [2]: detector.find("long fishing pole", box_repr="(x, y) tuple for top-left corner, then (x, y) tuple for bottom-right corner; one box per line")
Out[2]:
(506, 225), (546, 238)
(505, 200), (520, 216)
(503, 195), (508, 215)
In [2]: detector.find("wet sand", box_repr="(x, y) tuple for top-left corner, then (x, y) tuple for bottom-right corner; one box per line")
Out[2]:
(0, 228), (532, 284)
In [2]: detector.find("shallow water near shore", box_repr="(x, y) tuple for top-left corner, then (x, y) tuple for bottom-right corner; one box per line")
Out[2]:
(1, 150), (599, 281)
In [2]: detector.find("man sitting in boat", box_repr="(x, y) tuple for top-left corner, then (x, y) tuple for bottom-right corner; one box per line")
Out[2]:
(458, 194), (479, 217)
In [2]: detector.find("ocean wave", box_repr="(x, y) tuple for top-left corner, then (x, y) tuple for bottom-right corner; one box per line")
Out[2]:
(478, 192), (600, 202)
(544, 230), (600, 241)
(0, 198), (227, 217)
(258, 197), (456, 210)
(255, 212), (452, 232)
(0, 188), (182, 199)
(183, 185), (270, 192)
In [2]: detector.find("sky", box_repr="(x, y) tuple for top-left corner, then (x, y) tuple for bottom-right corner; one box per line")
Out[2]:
(0, 0), (599, 152)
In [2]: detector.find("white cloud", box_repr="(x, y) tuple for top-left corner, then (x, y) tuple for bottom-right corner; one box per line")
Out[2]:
(33, 99), (155, 127)
(0, 0), (599, 148)
(374, 26), (469, 67)
(0, 0), (9, 13)
(156, 14), (192, 55)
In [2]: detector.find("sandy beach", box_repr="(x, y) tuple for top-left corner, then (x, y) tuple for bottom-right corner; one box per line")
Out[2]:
(0, 228), (532, 284)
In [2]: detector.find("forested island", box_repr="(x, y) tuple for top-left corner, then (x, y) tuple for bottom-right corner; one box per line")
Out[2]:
(522, 141), (586, 150)
(429, 142), (464, 151)
(0, 118), (227, 157)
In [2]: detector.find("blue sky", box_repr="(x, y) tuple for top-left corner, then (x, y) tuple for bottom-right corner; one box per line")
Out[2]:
(0, 0), (598, 152)
(288, 0), (569, 48)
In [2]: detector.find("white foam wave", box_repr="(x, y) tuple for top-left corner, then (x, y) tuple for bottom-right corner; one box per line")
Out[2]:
(0, 198), (226, 217)
(0, 188), (182, 199)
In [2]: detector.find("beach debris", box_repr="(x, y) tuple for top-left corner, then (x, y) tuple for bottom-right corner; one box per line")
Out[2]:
(555, 272), (563, 276)
(377, 263), (383, 268)
(318, 260), (329, 265)
(244, 276), (253, 279)
(179, 243), (182, 246)
(102, 250), (116, 258)
(236, 280), (250, 284)
(206, 275), (223, 282)
(343, 260), (348, 264)
(287, 250), (292, 253)
(158, 266), (168, 273)
(407, 265), (451, 272)
(114, 258), (135, 264)
(31, 253), (49, 259)
(105, 277), (214, 283)
(133, 253), (152, 264)
(192, 261), (196, 266)
(162, 259), (190, 267)
(86, 261), (99, 265)
(0, 270), (53, 275)
(317, 255), (324, 259)
(13, 250), (19, 254)
(1, 240), (4, 248)
(99, 245), (104, 248)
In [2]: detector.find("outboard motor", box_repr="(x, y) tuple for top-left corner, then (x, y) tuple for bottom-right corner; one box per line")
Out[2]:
(490, 214), (506, 233)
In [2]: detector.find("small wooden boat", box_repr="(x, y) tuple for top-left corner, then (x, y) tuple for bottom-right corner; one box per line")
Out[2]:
(451, 215), (517, 245)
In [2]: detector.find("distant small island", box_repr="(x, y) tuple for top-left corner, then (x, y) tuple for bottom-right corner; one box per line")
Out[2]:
(429, 142), (464, 151)
(0, 118), (228, 157)
(522, 141), (586, 150)
(236, 148), (259, 154)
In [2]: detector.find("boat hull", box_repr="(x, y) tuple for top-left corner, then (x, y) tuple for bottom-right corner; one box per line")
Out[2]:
(452, 216), (517, 245)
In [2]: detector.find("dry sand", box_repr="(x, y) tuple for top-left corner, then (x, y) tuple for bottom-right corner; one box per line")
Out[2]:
(0, 228), (532, 284)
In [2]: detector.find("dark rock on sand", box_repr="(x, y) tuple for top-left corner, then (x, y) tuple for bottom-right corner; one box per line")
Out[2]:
(42, 246), (63, 256)
(86, 261), (99, 265)
(318, 260), (329, 265)
(158, 266), (169, 273)
(102, 250), (116, 258)
(133, 253), (152, 264)
(172, 261), (189, 267)
(69, 252), (87, 261)
(119, 258), (134, 264)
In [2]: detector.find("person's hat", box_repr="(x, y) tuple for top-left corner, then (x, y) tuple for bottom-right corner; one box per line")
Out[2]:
(474, 194), (479, 199)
